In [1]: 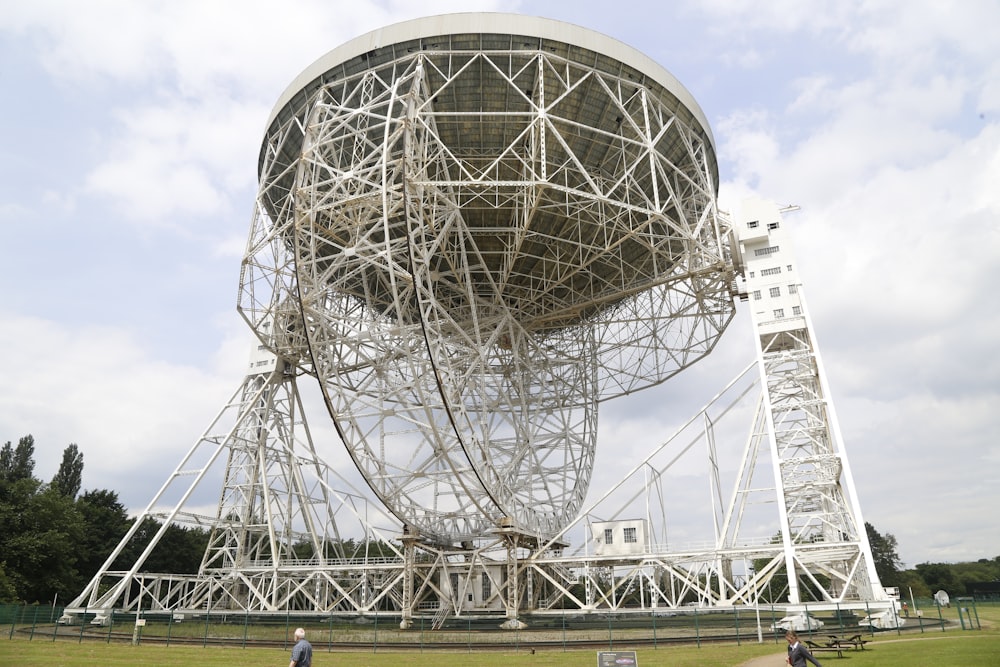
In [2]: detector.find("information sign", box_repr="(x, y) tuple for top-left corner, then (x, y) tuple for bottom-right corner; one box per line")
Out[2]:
(597, 650), (638, 667)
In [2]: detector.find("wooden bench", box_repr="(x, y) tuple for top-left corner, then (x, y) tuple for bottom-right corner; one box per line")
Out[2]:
(805, 640), (844, 658)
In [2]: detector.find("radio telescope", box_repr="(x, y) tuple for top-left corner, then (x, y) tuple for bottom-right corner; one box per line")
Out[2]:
(64, 13), (889, 625)
(239, 13), (736, 544)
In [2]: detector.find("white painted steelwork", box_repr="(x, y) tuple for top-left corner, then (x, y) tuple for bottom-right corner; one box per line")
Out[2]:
(732, 198), (884, 605)
(62, 358), (404, 617)
(239, 13), (735, 543)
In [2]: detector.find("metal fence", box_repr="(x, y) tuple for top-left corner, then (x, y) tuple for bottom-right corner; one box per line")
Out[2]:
(4, 598), (986, 651)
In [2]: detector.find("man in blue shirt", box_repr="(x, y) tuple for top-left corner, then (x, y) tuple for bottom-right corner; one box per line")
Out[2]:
(289, 627), (313, 667)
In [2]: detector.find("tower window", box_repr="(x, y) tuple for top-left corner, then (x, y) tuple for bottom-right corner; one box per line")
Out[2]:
(769, 286), (781, 298)
(754, 245), (780, 257)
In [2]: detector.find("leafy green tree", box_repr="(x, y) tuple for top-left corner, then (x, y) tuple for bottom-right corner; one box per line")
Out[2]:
(0, 476), (40, 600)
(291, 536), (403, 562)
(147, 522), (210, 573)
(74, 489), (131, 590)
(0, 435), (36, 484)
(114, 517), (209, 574)
(866, 521), (902, 588)
(0, 442), (11, 482)
(0, 479), (84, 603)
(915, 562), (963, 596)
(0, 437), (100, 603)
(51, 443), (84, 499)
(0, 561), (18, 602)
(895, 569), (931, 598)
(752, 539), (789, 604)
(949, 558), (1000, 593)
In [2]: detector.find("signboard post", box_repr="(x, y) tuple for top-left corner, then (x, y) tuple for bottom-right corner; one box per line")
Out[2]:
(131, 617), (146, 645)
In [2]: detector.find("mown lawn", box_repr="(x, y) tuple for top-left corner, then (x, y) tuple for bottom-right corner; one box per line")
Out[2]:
(2, 603), (997, 667)
(0, 640), (777, 667)
(2, 632), (999, 667)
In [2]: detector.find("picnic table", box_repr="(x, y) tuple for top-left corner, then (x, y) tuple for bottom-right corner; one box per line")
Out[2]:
(804, 640), (844, 658)
(826, 633), (869, 650)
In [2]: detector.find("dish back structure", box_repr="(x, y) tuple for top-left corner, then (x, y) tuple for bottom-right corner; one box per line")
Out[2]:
(238, 13), (735, 543)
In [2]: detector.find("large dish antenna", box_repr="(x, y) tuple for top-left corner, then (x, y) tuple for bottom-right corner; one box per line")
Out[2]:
(239, 13), (735, 542)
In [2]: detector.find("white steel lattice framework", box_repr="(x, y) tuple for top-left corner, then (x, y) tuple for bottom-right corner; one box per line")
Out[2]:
(730, 198), (886, 607)
(61, 350), (407, 619)
(239, 14), (735, 544)
(62, 15), (890, 626)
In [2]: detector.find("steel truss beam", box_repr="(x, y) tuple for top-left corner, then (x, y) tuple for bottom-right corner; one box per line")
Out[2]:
(61, 358), (400, 622)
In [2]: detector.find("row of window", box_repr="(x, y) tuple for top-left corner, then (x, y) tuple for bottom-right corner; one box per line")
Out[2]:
(771, 306), (802, 319)
(754, 245), (780, 257)
(752, 284), (798, 300)
(746, 220), (781, 230)
(747, 265), (794, 279)
(603, 527), (638, 544)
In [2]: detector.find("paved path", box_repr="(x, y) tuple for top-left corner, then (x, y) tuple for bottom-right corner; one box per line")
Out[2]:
(737, 652), (785, 667)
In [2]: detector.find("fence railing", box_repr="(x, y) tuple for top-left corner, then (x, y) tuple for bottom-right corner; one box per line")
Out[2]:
(4, 598), (989, 650)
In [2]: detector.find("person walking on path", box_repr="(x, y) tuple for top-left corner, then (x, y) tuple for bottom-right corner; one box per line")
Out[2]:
(289, 627), (313, 667)
(785, 630), (822, 667)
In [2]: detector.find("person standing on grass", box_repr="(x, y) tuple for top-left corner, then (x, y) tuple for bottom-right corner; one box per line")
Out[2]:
(289, 627), (313, 667)
(785, 630), (822, 667)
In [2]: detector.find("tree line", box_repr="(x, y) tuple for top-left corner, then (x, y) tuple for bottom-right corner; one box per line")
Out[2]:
(2, 434), (998, 605)
(865, 521), (1000, 599)
(0, 435), (209, 605)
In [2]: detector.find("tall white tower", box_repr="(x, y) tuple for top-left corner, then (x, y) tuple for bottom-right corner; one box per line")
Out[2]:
(734, 198), (885, 604)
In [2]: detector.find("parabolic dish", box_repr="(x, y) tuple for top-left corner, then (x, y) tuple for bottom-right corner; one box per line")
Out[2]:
(239, 13), (736, 542)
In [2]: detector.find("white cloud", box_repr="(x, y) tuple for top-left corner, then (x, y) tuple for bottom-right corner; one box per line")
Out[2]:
(83, 96), (264, 225)
(693, 0), (853, 37)
(846, 0), (1000, 67)
(978, 62), (1000, 115)
(0, 312), (241, 505)
(715, 109), (781, 190)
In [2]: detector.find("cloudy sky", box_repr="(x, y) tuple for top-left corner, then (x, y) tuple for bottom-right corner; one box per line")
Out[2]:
(2, 0), (997, 569)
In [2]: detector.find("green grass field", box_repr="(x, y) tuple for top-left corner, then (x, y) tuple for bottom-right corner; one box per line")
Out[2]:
(2, 604), (997, 667)
(2, 633), (999, 667)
